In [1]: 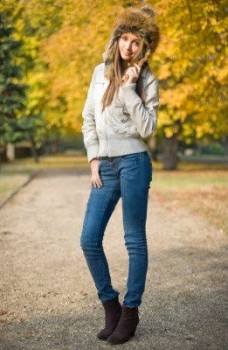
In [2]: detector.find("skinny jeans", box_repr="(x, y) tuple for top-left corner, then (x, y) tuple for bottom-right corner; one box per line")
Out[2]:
(80, 151), (152, 308)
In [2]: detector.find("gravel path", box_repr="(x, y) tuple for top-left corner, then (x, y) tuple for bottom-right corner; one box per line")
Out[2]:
(0, 168), (227, 350)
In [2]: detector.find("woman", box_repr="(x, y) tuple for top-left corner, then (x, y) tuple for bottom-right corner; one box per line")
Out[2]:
(80, 5), (159, 344)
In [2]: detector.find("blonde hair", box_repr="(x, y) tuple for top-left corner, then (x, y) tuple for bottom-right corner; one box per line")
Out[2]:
(101, 5), (160, 111)
(101, 35), (147, 111)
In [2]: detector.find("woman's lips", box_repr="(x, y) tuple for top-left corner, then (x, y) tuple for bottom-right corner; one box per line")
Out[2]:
(122, 51), (132, 58)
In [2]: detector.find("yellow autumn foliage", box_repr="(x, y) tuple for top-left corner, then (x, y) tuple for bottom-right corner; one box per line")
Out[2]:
(1, 0), (227, 142)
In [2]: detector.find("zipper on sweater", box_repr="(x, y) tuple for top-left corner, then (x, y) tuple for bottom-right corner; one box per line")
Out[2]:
(104, 110), (109, 157)
(102, 82), (110, 157)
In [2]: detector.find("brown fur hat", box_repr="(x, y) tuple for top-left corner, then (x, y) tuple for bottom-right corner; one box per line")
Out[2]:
(103, 5), (160, 78)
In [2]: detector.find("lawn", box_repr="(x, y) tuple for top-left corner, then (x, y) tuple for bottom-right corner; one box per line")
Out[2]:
(152, 163), (228, 234)
(0, 154), (227, 233)
(0, 154), (88, 207)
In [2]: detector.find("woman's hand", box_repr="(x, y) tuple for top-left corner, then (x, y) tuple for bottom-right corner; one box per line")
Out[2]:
(122, 64), (141, 85)
(90, 158), (103, 188)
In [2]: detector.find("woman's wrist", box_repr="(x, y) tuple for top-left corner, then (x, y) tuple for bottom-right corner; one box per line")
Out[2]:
(90, 157), (99, 163)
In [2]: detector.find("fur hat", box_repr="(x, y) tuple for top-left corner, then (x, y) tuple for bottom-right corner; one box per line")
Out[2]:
(104, 5), (160, 78)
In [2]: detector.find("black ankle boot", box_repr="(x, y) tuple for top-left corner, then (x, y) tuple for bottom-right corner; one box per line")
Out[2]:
(97, 297), (122, 341)
(107, 305), (139, 344)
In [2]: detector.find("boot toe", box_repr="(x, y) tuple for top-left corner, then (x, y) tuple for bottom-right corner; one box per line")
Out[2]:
(97, 330), (109, 340)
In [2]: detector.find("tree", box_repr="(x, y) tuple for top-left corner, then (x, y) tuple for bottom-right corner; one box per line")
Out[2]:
(0, 11), (27, 158)
(150, 0), (228, 169)
(0, 1), (55, 161)
(1, 0), (227, 169)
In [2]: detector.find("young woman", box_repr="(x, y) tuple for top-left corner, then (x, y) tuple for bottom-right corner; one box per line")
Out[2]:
(80, 5), (160, 344)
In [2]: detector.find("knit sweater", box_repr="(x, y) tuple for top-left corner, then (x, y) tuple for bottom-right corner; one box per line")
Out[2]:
(82, 63), (159, 162)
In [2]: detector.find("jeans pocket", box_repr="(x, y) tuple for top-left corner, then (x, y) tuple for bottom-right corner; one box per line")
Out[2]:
(121, 152), (140, 163)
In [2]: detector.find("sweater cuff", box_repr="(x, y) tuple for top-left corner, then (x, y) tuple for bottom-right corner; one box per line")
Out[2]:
(87, 144), (99, 162)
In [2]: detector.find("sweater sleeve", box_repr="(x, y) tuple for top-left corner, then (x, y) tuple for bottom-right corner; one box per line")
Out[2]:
(120, 75), (159, 138)
(81, 68), (99, 162)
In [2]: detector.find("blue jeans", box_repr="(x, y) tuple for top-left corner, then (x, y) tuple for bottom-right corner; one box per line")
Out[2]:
(80, 151), (152, 308)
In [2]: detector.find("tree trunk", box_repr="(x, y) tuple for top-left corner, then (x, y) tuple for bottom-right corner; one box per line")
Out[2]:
(147, 135), (158, 161)
(0, 146), (7, 172)
(30, 139), (39, 163)
(6, 143), (15, 161)
(222, 136), (228, 155)
(163, 135), (179, 170)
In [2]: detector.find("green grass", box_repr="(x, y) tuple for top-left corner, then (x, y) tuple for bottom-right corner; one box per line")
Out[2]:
(1, 154), (227, 233)
(151, 166), (228, 234)
(0, 154), (89, 205)
(153, 170), (228, 190)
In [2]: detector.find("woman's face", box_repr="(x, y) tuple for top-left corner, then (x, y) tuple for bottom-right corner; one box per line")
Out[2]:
(118, 32), (143, 62)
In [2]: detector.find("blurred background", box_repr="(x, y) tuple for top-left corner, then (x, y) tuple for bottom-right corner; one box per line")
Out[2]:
(0, 0), (227, 232)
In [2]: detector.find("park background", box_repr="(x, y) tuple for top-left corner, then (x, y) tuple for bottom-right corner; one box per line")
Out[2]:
(0, 1), (228, 349)
(0, 0), (227, 233)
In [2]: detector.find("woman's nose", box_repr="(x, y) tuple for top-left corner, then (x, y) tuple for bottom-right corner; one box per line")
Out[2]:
(125, 41), (132, 51)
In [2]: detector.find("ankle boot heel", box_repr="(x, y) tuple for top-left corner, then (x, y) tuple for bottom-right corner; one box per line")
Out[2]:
(107, 305), (139, 344)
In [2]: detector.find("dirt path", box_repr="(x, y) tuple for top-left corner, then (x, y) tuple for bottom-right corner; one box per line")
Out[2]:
(0, 168), (227, 350)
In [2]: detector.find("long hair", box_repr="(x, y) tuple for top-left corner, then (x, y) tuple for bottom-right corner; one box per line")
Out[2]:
(101, 36), (147, 112)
